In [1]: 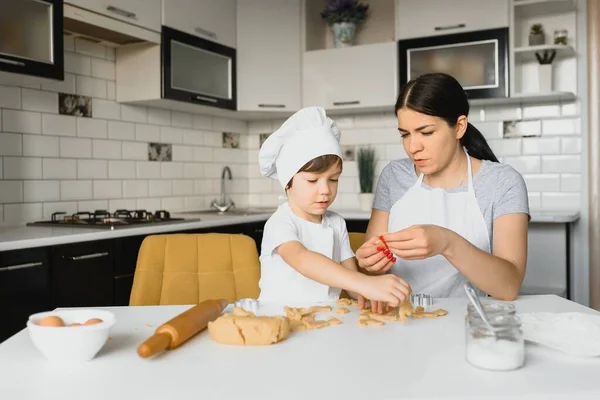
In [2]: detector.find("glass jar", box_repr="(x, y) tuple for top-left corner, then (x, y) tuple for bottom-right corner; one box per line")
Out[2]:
(465, 314), (525, 371)
(465, 302), (516, 331)
(554, 29), (568, 45)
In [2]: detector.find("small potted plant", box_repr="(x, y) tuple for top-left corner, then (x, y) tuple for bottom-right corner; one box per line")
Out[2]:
(529, 23), (545, 46)
(356, 146), (376, 212)
(321, 0), (369, 48)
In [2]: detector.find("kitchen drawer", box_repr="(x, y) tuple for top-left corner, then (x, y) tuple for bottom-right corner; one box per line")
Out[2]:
(396, 0), (509, 40)
(65, 0), (161, 32)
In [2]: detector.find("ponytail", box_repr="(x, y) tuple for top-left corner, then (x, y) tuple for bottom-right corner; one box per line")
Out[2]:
(460, 123), (499, 162)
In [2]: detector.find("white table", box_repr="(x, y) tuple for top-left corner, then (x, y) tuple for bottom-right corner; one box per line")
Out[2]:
(1, 295), (599, 400)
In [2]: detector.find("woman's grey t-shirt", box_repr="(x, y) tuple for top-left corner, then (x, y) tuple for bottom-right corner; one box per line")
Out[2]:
(373, 158), (530, 249)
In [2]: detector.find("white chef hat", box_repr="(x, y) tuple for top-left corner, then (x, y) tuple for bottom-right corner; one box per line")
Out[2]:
(259, 106), (342, 189)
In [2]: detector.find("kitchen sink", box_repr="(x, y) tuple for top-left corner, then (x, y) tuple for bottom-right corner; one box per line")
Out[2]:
(180, 208), (275, 217)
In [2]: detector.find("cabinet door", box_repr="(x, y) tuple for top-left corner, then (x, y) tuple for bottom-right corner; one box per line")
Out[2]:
(113, 235), (147, 306)
(0, 248), (50, 343)
(51, 240), (114, 308)
(303, 42), (397, 111)
(396, 0), (509, 40)
(162, 0), (236, 48)
(65, 0), (161, 31)
(237, 0), (301, 112)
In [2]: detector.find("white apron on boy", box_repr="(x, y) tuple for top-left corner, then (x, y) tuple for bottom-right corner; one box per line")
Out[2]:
(388, 147), (490, 297)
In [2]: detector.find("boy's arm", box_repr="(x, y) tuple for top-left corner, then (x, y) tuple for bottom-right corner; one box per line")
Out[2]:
(341, 257), (361, 300)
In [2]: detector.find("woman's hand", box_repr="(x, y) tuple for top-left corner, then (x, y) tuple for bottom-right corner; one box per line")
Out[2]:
(355, 236), (396, 274)
(383, 225), (453, 260)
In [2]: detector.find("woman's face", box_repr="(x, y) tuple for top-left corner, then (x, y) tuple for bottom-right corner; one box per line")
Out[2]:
(397, 108), (467, 175)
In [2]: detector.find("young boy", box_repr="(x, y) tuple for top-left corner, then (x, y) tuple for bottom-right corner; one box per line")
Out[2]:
(257, 106), (410, 305)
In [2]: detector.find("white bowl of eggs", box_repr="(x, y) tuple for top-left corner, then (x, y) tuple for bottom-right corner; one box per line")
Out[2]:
(27, 309), (116, 362)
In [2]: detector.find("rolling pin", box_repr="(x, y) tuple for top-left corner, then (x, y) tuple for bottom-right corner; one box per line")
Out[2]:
(137, 299), (228, 358)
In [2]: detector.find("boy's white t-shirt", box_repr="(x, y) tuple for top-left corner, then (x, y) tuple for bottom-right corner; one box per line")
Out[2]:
(258, 203), (355, 303)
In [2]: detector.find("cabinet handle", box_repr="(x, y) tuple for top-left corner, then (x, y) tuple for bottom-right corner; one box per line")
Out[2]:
(194, 27), (218, 40)
(333, 101), (360, 106)
(64, 252), (109, 261)
(0, 262), (43, 272)
(434, 23), (466, 31)
(191, 95), (218, 103)
(0, 57), (25, 66)
(258, 104), (286, 109)
(106, 5), (137, 19)
(114, 273), (134, 280)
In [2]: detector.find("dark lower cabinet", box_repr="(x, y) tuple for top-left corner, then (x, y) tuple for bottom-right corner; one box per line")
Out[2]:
(51, 240), (114, 308)
(346, 219), (369, 233)
(0, 248), (50, 343)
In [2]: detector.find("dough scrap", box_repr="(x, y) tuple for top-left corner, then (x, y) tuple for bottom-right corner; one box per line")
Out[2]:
(336, 298), (352, 306)
(327, 317), (342, 326)
(335, 307), (350, 314)
(208, 314), (290, 346)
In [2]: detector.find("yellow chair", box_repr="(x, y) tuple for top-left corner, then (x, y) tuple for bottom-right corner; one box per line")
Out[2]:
(129, 233), (261, 306)
(349, 232), (366, 254)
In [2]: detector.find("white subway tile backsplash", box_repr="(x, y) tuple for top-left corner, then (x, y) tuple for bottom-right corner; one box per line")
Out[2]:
(109, 160), (136, 179)
(42, 73), (76, 94)
(105, 47), (115, 61)
(64, 52), (91, 75)
(4, 157), (42, 179)
(504, 120), (541, 137)
(161, 162), (183, 178)
(161, 197), (184, 211)
(542, 192), (580, 210)
(75, 38), (106, 58)
(385, 144), (409, 160)
(193, 114), (212, 130)
(122, 141), (147, 160)
(561, 174), (581, 192)
(541, 155), (580, 173)
(183, 163), (203, 178)
(0, 86), (21, 109)
(42, 114), (77, 137)
(248, 120), (272, 134)
(121, 105), (147, 123)
(108, 121), (134, 140)
(503, 156), (541, 174)
(522, 137), (560, 155)
(42, 201), (78, 219)
(473, 121), (503, 140)
(203, 131), (222, 147)
(93, 139), (121, 159)
(213, 117), (247, 134)
(173, 180), (194, 196)
(173, 145), (194, 162)
(91, 58), (116, 80)
(171, 112), (193, 128)
(137, 198), (162, 210)
(0, 181), (23, 203)
(561, 102), (578, 117)
(4, 203), (42, 223)
(106, 81), (116, 100)
(123, 180), (148, 198)
(528, 192), (542, 210)
(561, 137), (581, 154)
(194, 147), (212, 162)
(3, 110), (41, 134)
(78, 118), (107, 139)
(136, 161), (161, 179)
(60, 180), (93, 200)
(63, 36), (75, 51)
(182, 130), (204, 145)
(485, 105), (521, 121)
(93, 180), (122, 199)
(78, 200), (108, 211)
(213, 148), (244, 164)
(109, 199), (136, 211)
(522, 104), (560, 119)
(77, 76), (107, 99)
(488, 138), (522, 157)
(77, 159), (107, 179)
(542, 118), (579, 135)
(21, 89), (57, 113)
(93, 99), (121, 120)
(23, 135), (59, 157)
(0, 133), (22, 156)
(248, 178), (271, 193)
(184, 196), (204, 210)
(204, 164), (223, 179)
(43, 159), (76, 179)
(160, 127), (184, 144)
(149, 180), (172, 196)
(522, 174), (560, 192)
(135, 124), (160, 142)
(24, 181), (59, 202)
(147, 108), (171, 126)
(195, 180), (213, 194)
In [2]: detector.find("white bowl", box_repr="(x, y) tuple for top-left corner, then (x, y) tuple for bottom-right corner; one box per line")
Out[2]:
(27, 309), (116, 362)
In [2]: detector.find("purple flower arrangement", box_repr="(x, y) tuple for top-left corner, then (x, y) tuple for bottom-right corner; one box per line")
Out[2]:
(320, 0), (369, 26)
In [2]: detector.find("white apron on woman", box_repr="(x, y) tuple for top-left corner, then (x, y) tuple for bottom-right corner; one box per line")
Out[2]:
(388, 147), (490, 297)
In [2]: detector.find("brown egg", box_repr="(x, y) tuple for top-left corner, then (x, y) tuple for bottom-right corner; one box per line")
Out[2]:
(68, 323), (82, 327)
(38, 316), (65, 327)
(83, 318), (103, 326)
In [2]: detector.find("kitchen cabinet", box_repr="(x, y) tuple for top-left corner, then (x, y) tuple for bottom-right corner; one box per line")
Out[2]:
(0, 248), (50, 343)
(237, 0), (301, 112)
(303, 42), (397, 112)
(51, 240), (114, 308)
(65, 0), (161, 32)
(161, 0), (236, 48)
(396, 0), (509, 40)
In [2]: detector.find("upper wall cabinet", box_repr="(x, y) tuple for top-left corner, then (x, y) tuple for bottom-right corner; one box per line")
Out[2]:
(65, 0), (161, 32)
(162, 0), (236, 48)
(396, 0), (509, 40)
(237, 0), (301, 112)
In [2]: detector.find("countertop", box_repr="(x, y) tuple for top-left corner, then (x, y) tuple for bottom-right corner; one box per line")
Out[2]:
(1, 295), (599, 399)
(0, 209), (580, 252)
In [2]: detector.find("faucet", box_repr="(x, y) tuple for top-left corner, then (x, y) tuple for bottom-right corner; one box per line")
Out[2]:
(211, 166), (235, 212)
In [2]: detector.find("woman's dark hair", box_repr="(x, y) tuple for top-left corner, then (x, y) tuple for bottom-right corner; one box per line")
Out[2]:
(395, 73), (499, 162)
(286, 155), (342, 188)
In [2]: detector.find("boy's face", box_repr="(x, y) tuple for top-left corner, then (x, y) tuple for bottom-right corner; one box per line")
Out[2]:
(286, 161), (342, 222)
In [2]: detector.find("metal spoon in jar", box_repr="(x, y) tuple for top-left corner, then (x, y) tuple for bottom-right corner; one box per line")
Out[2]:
(463, 283), (501, 339)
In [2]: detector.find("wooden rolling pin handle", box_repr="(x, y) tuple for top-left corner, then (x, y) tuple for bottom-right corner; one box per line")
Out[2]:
(137, 332), (171, 358)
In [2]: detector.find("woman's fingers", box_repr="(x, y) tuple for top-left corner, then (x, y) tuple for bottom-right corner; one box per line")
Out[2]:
(365, 252), (395, 273)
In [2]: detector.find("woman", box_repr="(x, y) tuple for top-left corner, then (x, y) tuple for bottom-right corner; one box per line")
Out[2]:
(356, 73), (530, 305)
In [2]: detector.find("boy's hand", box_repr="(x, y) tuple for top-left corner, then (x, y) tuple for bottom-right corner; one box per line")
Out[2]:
(357, 296), (390, 314)
(358, 274), (410, 308)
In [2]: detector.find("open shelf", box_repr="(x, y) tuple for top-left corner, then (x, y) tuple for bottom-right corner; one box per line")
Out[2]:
(470, 91), (575, 106)
(513, 44), (575, 61)
(513, 0), (577, 17)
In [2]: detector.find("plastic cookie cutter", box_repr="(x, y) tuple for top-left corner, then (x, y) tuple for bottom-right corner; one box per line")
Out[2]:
(410, 293), (433, 310)
(234, 298), (259, 313)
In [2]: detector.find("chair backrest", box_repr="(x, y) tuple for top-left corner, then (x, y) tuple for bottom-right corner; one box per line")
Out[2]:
(129, 233), (261, 306)
(348, 232), (366, 254)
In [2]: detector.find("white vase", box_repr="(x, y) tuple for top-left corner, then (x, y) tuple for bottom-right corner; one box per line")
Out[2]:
(538, 64), (553, 92)
(332, 22), (356, 48)
(357, 193), (374, 212)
